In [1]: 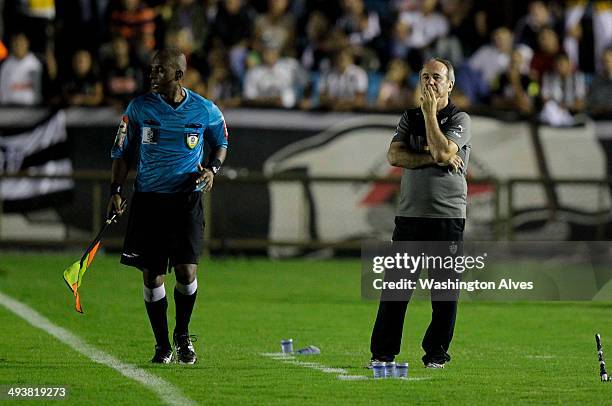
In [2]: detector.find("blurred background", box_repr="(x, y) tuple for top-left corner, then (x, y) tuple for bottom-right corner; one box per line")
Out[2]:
(0, 0), (611, 257)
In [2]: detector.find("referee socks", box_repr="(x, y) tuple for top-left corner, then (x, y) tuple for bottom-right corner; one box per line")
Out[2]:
(174, 280), (198, 336)
(144, 285), (171, 350)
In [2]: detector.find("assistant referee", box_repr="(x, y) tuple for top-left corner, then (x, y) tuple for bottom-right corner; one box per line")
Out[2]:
(107, 48), (228, 364)
(369, 58), (471, 369)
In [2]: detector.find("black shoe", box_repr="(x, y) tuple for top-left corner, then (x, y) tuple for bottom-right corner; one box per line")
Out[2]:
(365, 356), (394, 369)
(422, 352), (451, 366)
(173, 332), (197, 364)
(151, 345), (174, 364)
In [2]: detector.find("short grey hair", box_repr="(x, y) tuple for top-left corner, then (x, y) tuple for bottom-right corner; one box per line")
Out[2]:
(422, 57), (455, 84)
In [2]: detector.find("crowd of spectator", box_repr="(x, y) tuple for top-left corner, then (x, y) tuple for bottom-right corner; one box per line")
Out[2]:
(0, 0), (611, 126)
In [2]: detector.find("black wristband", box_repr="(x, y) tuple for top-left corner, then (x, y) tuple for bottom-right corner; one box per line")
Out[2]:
(110, 182), (123, 196)
(205, 158), (222, 175)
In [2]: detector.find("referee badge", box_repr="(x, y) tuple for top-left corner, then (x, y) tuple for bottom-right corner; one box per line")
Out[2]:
(185, 133), (199, 149)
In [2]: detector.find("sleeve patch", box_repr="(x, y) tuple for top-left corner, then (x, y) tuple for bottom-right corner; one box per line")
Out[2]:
(114, 115), (128, 149)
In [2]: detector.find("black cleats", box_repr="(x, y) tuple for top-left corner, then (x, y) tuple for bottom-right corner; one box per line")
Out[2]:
(173, 332), (197, 364)
(151, 346), (174, 364)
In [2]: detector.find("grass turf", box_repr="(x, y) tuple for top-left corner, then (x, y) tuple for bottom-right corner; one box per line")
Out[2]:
(0, 252), (611, 405)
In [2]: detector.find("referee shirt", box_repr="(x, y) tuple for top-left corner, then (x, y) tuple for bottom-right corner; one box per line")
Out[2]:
(111, 88), (229, 193)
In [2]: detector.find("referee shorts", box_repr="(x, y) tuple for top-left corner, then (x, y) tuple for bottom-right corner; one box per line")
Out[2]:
(120, 192), (204, 275)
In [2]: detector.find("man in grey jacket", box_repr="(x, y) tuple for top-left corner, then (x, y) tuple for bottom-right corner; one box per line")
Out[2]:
(369, 58), (472, 369)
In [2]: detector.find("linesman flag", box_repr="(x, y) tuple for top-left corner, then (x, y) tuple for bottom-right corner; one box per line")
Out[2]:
(63, 201), (126, 313)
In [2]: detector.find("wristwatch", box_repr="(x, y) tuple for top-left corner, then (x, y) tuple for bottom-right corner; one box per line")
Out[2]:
(206, 158), (222, 175)
(110, 182), (123, 196)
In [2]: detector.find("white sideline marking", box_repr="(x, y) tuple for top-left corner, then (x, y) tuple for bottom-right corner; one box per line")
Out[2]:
(337, 375), (369, 381)
(261, 353), (434, 382)
(261, 352), (429, 382)
(0, 291), (196, 406)
(261, 353), (357, 379)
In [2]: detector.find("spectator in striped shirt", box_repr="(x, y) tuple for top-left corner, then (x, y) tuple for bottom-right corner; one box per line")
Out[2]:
(318, 48), (368, 111)
(110, 0), (157, 56)
(540, 52), (586, 126)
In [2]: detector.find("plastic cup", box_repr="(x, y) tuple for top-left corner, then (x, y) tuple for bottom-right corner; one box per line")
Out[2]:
(384, 361), (396, 378)
(396, 362), (409, 378)
(372, 362), (385, 379)
(281, 339), (293, 354)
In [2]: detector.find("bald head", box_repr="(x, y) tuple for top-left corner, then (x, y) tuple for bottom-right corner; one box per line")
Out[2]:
(153, 48), (187, 72)
(150, 48), (188, 99)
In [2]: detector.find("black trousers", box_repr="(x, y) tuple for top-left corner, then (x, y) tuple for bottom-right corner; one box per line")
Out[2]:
(370, 216), (465, 364)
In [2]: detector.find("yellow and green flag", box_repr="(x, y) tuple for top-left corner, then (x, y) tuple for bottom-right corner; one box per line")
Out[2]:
(63, 200), (125, 313)
(63, 241), (102, 313)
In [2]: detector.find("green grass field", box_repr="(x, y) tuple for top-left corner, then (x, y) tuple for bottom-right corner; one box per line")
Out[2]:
(1, 252), (611, 405)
